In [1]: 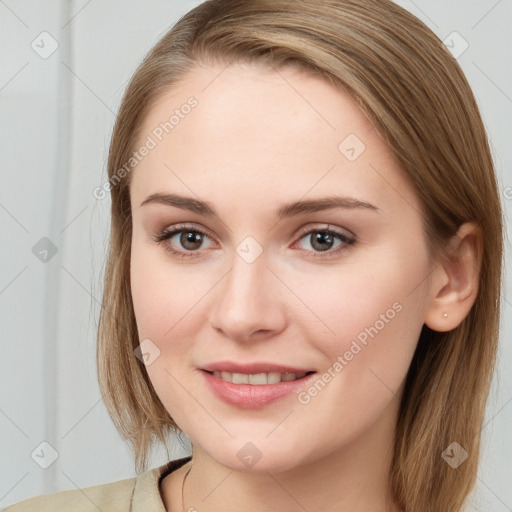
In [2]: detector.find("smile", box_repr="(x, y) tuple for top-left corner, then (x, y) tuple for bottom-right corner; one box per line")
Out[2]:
(201, 368), (318, 409)
(208, 370), (314, 384)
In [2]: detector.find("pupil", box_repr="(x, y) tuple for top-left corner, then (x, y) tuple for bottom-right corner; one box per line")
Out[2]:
(182, 231), (202, 250)
(312, 232), (333, 251)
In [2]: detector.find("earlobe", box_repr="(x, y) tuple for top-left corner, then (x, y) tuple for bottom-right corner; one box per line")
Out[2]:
(424, 222), (482, 333)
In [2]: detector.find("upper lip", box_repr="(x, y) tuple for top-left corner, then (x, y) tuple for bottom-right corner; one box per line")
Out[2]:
(201, 361), (316, 374)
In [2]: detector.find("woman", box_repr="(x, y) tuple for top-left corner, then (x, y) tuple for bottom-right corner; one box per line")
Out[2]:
(5, 0), (504, 511)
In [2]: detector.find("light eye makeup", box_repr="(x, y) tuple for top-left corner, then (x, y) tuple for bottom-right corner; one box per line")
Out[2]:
(150, 223), (356, 261)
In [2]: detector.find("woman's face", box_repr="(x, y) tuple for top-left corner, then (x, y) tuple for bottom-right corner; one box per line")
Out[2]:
(129, 61), (435, 472)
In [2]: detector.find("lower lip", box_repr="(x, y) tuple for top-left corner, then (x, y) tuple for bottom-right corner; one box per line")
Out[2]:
(201, 370), (317, 409)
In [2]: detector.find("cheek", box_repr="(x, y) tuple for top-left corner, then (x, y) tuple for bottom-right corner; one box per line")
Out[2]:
(130, 245), (165, 340)
(296, 242), (428, 384)
(129, 241), (207, 426)
(287, 254), (426, 445)
(129, 236), (223, 392)
(130, 236), (202, 342)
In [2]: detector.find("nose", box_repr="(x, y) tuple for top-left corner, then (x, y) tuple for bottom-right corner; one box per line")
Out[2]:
(208, 249), (287, 343)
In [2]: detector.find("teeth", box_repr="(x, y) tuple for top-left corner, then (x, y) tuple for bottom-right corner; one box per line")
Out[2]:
(232, 372), (249, 384)
(249, 373), (267, 385)
(212, 371), (307, 384)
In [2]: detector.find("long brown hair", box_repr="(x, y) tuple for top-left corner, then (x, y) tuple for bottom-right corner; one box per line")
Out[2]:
(97, 1), (504, 510)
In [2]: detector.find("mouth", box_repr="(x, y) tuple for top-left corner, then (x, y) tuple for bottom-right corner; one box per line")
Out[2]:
(202, 369), (317, 385)
(200, 366), (319, 408)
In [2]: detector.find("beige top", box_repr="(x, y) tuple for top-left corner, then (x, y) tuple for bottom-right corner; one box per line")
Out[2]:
(3, 456), (192, 512)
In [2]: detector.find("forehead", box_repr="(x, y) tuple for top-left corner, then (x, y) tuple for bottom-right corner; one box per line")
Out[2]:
(130, 61), (420, 218)
(137, 60), (374, 150)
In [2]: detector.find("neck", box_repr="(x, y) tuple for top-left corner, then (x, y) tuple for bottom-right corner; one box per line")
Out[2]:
(180, 397), (402, 512)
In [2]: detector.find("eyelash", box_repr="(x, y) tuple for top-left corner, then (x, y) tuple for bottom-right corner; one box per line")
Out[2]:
(151, 223), (356, 260)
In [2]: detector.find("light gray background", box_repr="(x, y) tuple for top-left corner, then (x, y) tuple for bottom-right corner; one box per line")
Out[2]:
(1, 0), (511, 510)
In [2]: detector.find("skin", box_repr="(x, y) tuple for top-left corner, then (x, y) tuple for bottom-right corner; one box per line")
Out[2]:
(129, 61), (481, 512)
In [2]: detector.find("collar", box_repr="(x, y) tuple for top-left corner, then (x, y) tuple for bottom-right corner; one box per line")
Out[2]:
(130, 455), (192, 511)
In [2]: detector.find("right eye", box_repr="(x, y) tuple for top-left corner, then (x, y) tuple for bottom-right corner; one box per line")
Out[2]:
(152, 224), (217, 258)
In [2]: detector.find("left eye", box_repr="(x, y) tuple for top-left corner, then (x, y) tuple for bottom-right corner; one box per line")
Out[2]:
(294, 228), (354, 254)
(152, 225), (355, 259)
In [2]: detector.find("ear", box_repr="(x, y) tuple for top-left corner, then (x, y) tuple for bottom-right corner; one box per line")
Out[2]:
(424, 222), (483, 332)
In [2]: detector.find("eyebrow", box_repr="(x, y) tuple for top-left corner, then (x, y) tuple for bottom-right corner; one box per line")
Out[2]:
(139, 192), (380, 219)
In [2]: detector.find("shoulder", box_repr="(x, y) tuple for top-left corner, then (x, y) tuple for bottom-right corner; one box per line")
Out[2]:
(2, 474), (136, 512)
(2, 456), (192, 512)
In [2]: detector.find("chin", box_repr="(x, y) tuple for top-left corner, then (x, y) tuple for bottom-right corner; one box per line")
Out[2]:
(199, 435), (314, 474)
